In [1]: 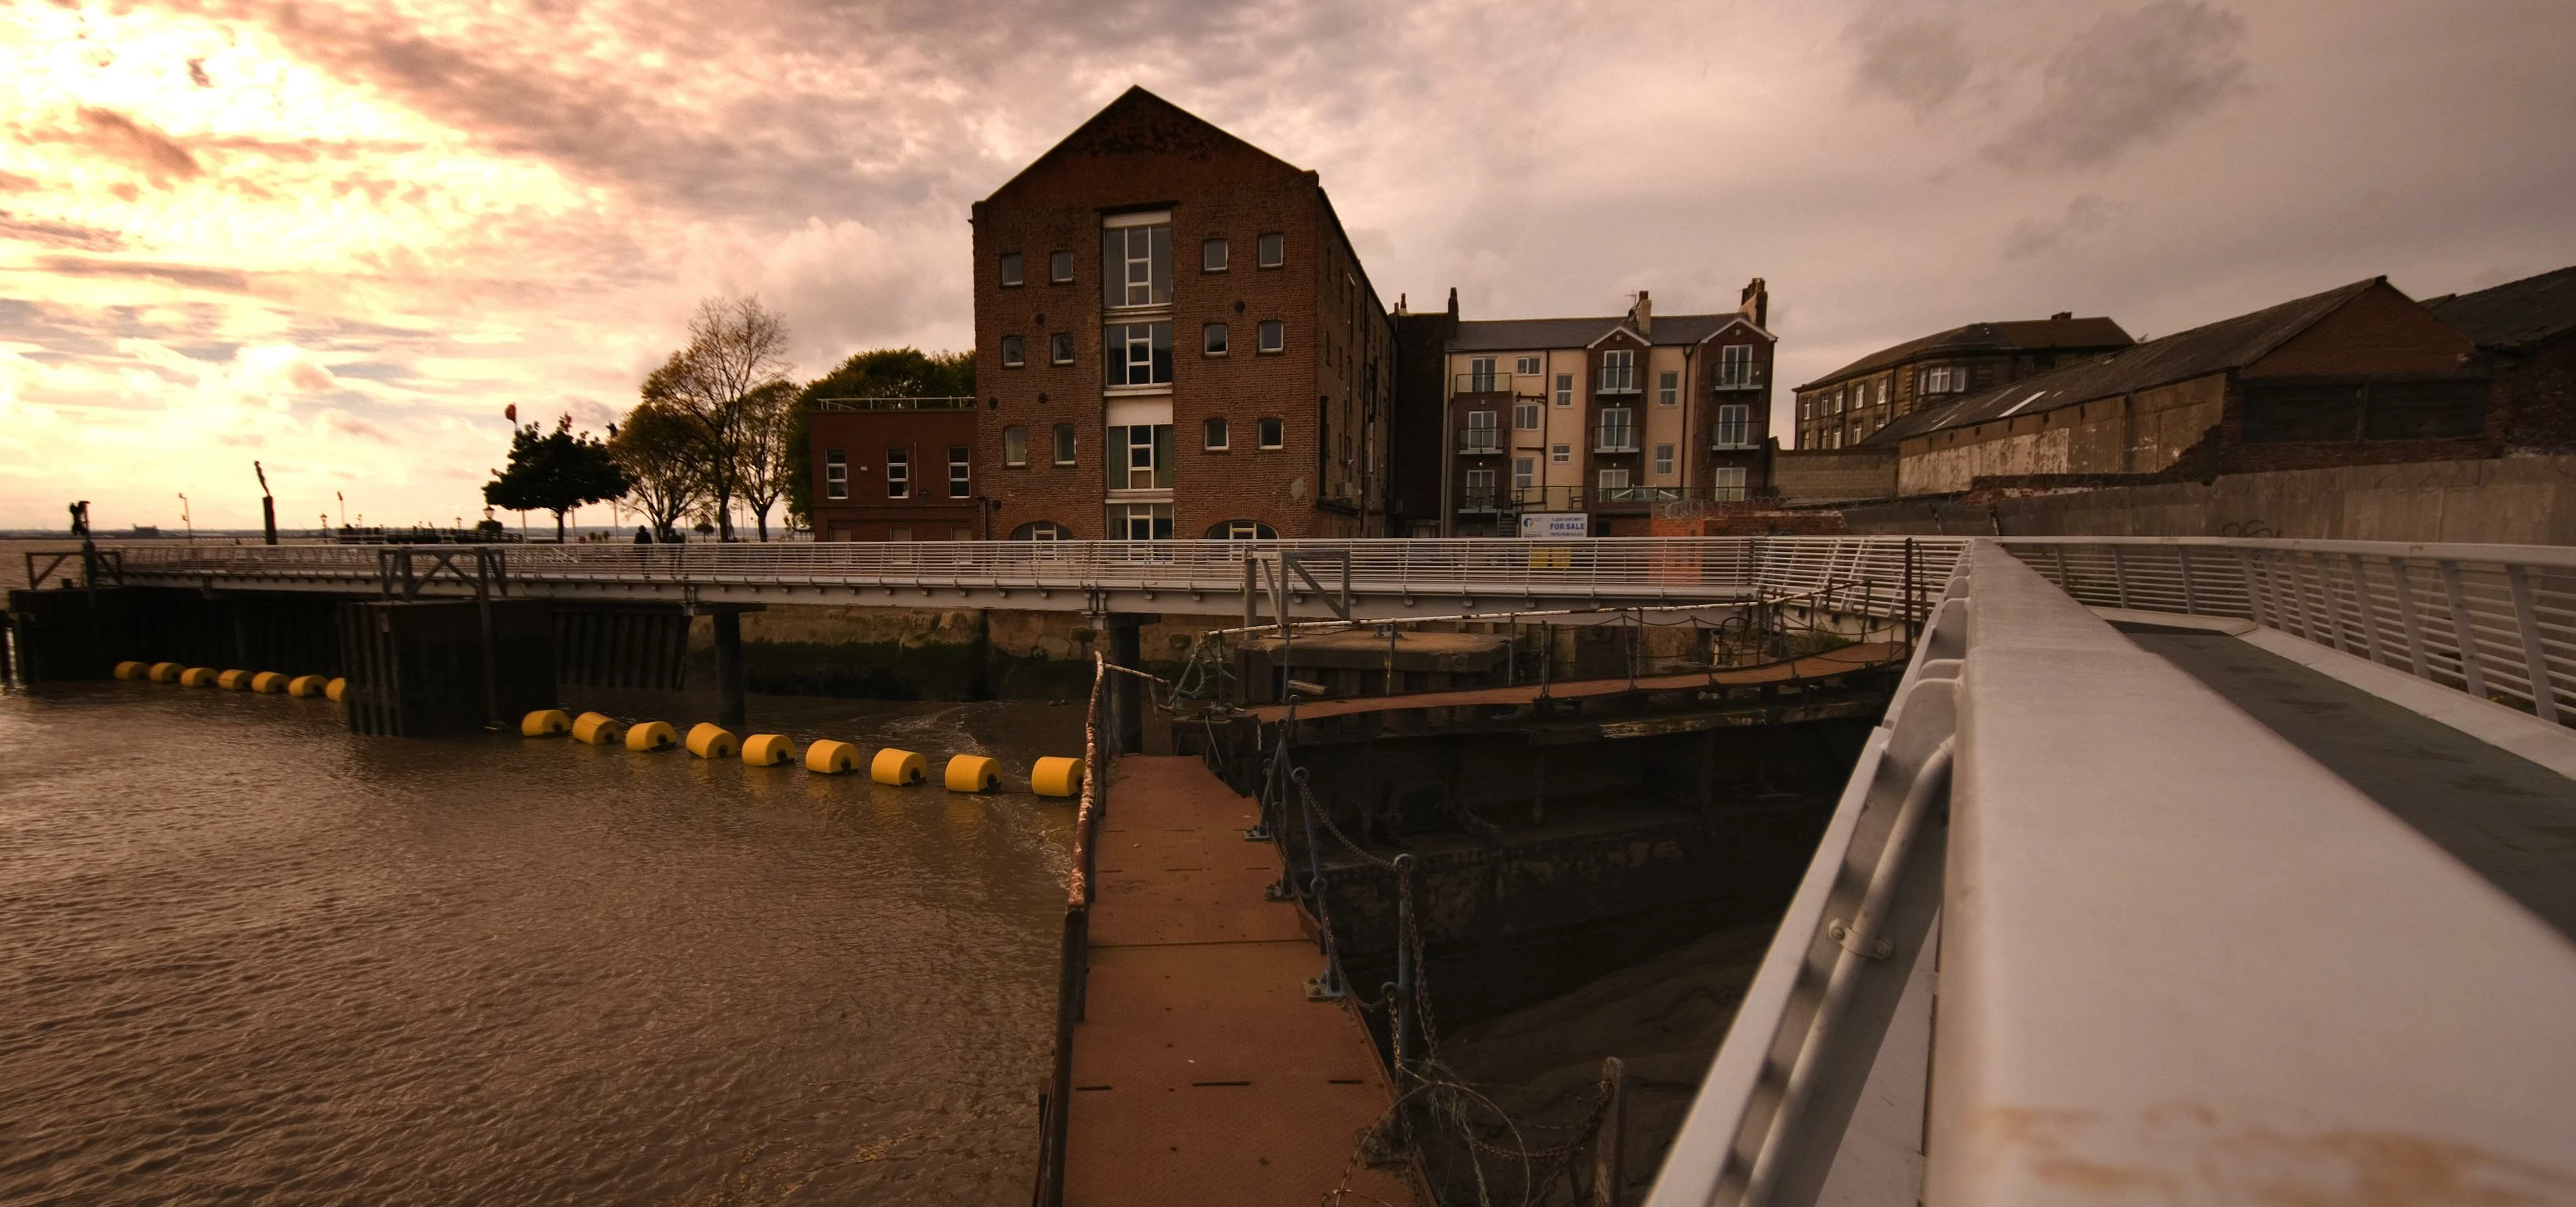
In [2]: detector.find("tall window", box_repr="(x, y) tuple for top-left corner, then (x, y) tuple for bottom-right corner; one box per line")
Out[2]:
(998, 253), (1023, 287)
(1513, 400), (1541, 431)
(1554, 374), (1574, 407)
(1002, 426), (1027, 467)
(1000, 335), (1024, 368)
(1257, 320), (1284, 354)
(1467, 356), (1497, 392)
(1049, 250), (1073, 283)
(1257, 232), (1284, 268)
(1105, 424), (1174, 489)
(1598, 467), (1631, 493)
(1658, 370), (1679, 406)
(1102, 222), (1172, 308)
(1204, 417), (1229, 450)
(1601, 349), (1637, 393)
(824, 449), (847, 500)
(1714, 404), (1751, 447)
(1597, 406), (1635, 451)
(1105, 322), (1172, 387)
(1464, 467), (1496, 506)
(1512, 456), (1535, 491)
(1515, 355), (1541, 376)
(948, 447), (970, 498)
(1717, 343), (1753, 388)
(1713, 467), (1747, 502)
(1049, 332), (1073, 365)
(1258, 417), (1284, 449)
(1464, 409), (1499, 453)
(1202, 238), (1228, 272)
(885, 448), (909, 499)
(1052, 423), (1076, 466)
(1653, 443), (1675, 475)
(1203, 323), (1228, 355)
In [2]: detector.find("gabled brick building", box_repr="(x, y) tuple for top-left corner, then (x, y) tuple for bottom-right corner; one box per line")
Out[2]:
(2430, 264), (2576, 453)
(1793, 314), (2133, 449)
(970, 88), (1394, 540)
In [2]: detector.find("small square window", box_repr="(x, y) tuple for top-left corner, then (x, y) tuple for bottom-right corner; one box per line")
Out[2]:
(998, 253), (1023, 287)
(1202, 237), (1228, 272)
(1205, 417), (1229, 450)
(1258, 417), (1284, 449)
(1204, 322), (1229, 355)
(1515, 356), (1540, 376)
(1050, 332), (1074, 365)
(1000, 335), (1024, 368)
(1257, 320), (1284, 354)
(1049, 250), (1072, 283)
(1549, 442), (1570, 464)
(1002, 426), (1027, 467)
(1257, 232), (1284, 268)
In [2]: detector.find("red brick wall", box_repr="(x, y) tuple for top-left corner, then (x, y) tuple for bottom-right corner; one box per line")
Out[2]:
(2495, 335), (2576, 452)
(1650, 508), (1849, 536)
(2243, 282), (2474, 378)
(808, 408), (983, 540)
(1691, 319), (1775, 491)
(970, 93), (1391, 541)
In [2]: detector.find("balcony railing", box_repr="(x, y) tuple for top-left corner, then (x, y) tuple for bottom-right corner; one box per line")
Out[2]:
(1712, 365), (1766, 392)
(1457, 492), (1508, 513)
(1710, 420), (1754, 449)
(1595, 370), (1640, 395)
(1593, 426), (1640, 453)
(813, 395), (978, 412)
(1456, 428), (1505, 455)
(1453, 371), (1520, 395)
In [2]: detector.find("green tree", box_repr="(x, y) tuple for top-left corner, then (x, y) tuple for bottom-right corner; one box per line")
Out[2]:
(609, 400), (706, 541)
(786, 348), (975, 526)
(483, 415), (630, 541)
(733, 379), (800, 541)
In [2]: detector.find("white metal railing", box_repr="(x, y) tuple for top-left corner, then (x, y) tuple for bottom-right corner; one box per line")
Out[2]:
(1649, 540), (2576, 1206)
(108, 537), (1969, 609)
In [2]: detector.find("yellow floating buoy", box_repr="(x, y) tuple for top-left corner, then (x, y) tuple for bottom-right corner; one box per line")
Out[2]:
(871, 748), (927, 786)
(113, 660), (147, 680)
(149, 662), (185, 683)
(741, 733), (797, 766)
(286, 674), (327, 697)
(805, 739), (860, 775)
(521, 709), (571, 737)
(944, 754), (1000, 793)
(324, 677), (348, 702)
(216, 669), (254, 691)
(570, 711), (624, 745)
(181, 666), (219, 688)
(685, 723), (738, 759)
(625, 721), (678, 752)
(1031, 756), (1084, 798)
(250, 672), (289, 694)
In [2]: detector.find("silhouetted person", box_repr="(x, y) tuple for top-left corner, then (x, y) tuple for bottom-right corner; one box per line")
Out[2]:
(633, 525), (652, 545)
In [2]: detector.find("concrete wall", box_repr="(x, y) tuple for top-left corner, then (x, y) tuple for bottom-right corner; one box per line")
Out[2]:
(1896, 373), (2227, 495)
(1842, 454), (2576, 543)
(1772, 447), (1897, 503)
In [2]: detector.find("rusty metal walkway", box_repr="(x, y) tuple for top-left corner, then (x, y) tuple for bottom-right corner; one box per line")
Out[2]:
(1062, 754), (1419, 1206)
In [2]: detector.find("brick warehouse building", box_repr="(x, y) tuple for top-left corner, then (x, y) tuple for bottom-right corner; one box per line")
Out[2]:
(805, 396), (983, 541)
(1793, 313), (2134, 450)
(970, 88), (1395, 540)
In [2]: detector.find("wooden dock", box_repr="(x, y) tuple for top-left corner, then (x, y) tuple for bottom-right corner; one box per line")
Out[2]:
(1062, 755), (1419, 1206)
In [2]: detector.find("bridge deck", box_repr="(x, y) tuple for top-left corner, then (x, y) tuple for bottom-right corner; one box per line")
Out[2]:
(2126, 628), (2576, 941)
(1065, 756), (1416, 1206)
(1248, 641), (1907, 723)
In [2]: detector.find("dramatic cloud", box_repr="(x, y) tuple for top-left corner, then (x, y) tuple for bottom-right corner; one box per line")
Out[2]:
(1, 0), (2572, 529)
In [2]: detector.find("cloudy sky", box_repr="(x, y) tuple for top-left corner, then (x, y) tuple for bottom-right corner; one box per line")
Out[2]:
(2, 0), (2570, 530)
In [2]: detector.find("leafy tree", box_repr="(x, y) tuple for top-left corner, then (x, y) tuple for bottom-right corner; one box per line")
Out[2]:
(785, 348), (975, 525)
(641, 295), (792, 541)
(610, 400), (706, 541)
(733, 379), (799, 541)
(483, 415), (630, 541)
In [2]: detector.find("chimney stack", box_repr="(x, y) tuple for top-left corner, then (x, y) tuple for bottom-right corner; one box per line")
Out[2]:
(2052, 311), (2073, 321)
(1740, 278), (1769, 328)
(1631, 290), (1653, 336)
(1445, 286), (1459, 321)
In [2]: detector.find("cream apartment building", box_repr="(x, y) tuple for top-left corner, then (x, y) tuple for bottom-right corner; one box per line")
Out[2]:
(1438, 283), (1776, 535)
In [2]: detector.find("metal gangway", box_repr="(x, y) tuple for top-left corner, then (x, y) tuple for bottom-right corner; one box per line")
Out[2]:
(1648, 537), (2576, 1206)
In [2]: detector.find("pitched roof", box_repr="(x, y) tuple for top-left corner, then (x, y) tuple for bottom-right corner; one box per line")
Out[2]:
(1450, 313), (1768, 352)
(1864, 278), (2385, 447)
(2431, 264), (2576, 348)
(1799, 316), (2134, 391)
(980, 86), (1303, 204)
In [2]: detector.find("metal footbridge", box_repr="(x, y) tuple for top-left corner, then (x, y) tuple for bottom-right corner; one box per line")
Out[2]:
(1650, 536), (2576, 1206)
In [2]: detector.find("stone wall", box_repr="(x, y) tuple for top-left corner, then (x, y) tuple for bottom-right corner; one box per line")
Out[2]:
(1841, 454), (2576, 543)
(1772, 447), (1897, 503)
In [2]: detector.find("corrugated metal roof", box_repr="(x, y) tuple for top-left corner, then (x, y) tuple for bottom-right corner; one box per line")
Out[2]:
(1862, 278), (2384, 447)
(1449, 313), (1765, 352)
(1799, 316), (2134, 391)
(2432, 264), (2576, 348)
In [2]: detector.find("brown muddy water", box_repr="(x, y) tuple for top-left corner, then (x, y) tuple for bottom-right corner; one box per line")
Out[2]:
(0, 678), (1083, 1205)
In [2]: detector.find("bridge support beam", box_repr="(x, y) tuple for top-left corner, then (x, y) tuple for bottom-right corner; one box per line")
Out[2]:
(712, 610), (746, 729)
(1095, 612), (1155, 754)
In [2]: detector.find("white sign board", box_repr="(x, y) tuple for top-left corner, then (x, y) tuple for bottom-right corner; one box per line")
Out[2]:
(1518, 512), (1589, 539)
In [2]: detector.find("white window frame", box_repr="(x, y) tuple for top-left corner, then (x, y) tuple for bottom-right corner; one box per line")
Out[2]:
(1598, 467), (1631, 492)
(1554, 374), (1574, 407)
(824, 449), (847, 500)
(885, 448), (910, 499)
(1053, 424), (1076, 466)
(948, 447), (970, 498)
(1464, 467), (1497, 505)
(1513, 400), (1541, 431)
(998, 253), (1022, 287)
(1653, 443), (1675, 475)
(1257, 232), (1284, 268)
(1715, 404), (1751, 448)
(1718, 343), (1753, 387)
(1467, 355), (1497, 392)
(1515, 355), (1541, 376)
(1601, 349), (1637, 393)
(1002, 426), (1027, 467)
(1512, 456), (1535, 491)
(1049, 332), (1073, 365)
(1258, 417), (1284, 450)
(1549, 442), (1570, 464)
(1257, 320), (1284, 354)
(1049, 250), (1073, 283)
(1000, 335), (1024, 368)
(1658, 370), (1678, 406)
(1713, 466), (1747, 502)
(1202, 237), (1228, 272)
(1205, 417), (1229, 450)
